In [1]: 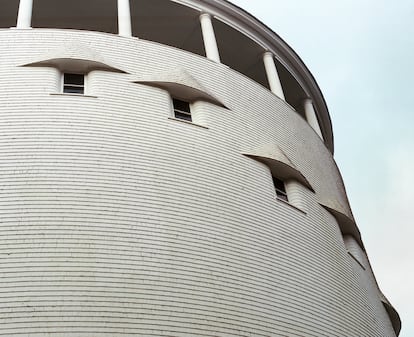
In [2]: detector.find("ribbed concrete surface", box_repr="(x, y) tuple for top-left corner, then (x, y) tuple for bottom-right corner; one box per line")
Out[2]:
(0, 29), (396, 336)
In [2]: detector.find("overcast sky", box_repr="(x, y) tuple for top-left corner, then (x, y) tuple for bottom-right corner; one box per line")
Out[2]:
(230, 0), (414, 335)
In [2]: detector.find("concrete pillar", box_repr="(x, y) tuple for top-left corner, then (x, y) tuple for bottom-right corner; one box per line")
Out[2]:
(117, 0), (132, 37)
(263, 52), (285, 100)
(200, 13), (220, 63)
(16, 0), (33, 29)
(304, 98), (323, 140)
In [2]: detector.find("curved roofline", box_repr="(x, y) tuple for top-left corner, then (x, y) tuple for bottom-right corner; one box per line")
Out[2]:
(174, 0), (334, 153)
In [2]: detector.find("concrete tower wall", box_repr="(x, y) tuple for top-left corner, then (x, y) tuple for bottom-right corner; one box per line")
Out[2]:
(0, 1), (399, 336)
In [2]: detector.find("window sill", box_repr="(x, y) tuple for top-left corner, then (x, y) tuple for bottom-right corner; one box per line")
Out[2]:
(168, 117), (208, 129)
(50, 93), (98, 98)
(276, 197), (306, 214)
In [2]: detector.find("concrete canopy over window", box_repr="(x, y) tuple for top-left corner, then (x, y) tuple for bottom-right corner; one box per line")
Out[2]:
(242, 144), (314, 191)
(134, 68), (226, 108)
(21, 41), (126, 74)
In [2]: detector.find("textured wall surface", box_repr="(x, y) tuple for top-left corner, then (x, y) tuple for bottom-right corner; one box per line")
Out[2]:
(0, 29), (396, 337)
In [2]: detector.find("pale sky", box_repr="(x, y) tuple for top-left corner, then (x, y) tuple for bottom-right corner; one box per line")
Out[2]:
(230, 0), (414, 336)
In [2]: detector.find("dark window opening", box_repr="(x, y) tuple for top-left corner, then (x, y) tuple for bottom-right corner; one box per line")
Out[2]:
(213, 18), (269, 89)
(274, 59), (307, 119)
(273, 176), (288, 202)
(32, 0), (118, 34)
(173, 98), (191, 122)
(0, 0), (19, 28)
(63, 73), (84, 94)
(131, 0), (205, 57)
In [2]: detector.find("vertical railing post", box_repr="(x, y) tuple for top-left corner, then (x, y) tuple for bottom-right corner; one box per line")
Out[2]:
(200, 13), (221, 62)
(304, 98), (323, 139)
(16, 0), (33, 29)
(118, 0), (132, 37)
(263, 51), (285, 100)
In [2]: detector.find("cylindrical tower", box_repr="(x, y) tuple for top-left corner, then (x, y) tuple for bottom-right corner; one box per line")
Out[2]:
(0, 0), (400, 336)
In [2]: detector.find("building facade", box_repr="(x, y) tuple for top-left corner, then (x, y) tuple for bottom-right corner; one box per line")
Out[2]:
(0, 0), (400, 336)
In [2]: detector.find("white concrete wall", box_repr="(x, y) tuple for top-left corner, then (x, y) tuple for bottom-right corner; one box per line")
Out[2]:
(343, 235), (396, 334)
(0, 29), (396, 337)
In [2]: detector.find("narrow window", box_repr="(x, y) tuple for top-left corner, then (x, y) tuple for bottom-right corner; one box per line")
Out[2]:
(63, 73), (85, 94)
(173, 98), (192, 121)
(273, 176), (288, 202)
